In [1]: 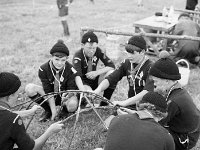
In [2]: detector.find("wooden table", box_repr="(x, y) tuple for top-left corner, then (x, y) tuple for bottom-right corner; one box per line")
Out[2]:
(133, 14), (180, 52)
(133, 14), (180, 33)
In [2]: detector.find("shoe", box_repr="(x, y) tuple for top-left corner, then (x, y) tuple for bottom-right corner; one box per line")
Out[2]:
(57, 109), (73, 120)
(39, 111), (51, 122)
(99, 101), (108, 106)
(80, 97), (88, 109)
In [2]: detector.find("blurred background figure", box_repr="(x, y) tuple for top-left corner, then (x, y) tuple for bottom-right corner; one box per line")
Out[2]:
(57, 0), (73, 37)
(186, 0), (198, 10)
(167, 13), (200, 65)
(137, 0), (143, 7)
(90, 0), (94, 4)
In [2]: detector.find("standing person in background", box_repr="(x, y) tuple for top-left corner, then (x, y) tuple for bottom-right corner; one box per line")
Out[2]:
(0, 72), (64, 150)
(186, 0), (199, 10)
(73, 31), (116, 106)
(57, 0), (73, 37)
(168, 13), (200, 65)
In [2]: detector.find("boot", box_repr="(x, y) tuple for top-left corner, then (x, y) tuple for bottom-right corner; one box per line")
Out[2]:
(39, 111), (51, 122)
(29, 94), (52, 122)
(61, 20), (70, 36)
(57, 106), (72, 120)
(39, 102), (52, 122)
(101, 87), (115, 106)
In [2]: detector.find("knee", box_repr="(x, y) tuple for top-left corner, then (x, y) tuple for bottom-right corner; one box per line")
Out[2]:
(25, 83), (39, 97)
(84, 85), (92, 91)
(64, 96), (78, 112)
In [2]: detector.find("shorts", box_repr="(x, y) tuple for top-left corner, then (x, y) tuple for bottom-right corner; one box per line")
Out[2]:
(59, 6), (68, 17)
(83, 76), (100, 90)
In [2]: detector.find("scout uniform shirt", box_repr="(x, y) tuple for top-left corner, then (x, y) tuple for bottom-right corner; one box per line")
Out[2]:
(73, 47), (115, 85)
(39, 60), (78, 94)
(106, 57), (152, 98)
(0, 101), (35, 150)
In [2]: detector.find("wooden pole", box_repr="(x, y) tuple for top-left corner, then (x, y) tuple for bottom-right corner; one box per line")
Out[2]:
(174, 8), (200, 15)
(80, 27), (200, 41)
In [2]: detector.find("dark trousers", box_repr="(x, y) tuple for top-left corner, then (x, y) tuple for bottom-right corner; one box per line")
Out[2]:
(166, 128), (189, 150)
(84, 76), (116, 106)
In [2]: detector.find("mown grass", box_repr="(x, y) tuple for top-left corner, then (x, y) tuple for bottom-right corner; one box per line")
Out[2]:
(0, 0), (200, 149)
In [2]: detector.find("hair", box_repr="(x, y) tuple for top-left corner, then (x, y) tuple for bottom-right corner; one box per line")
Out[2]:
(178, 13), (192, 20)
(125, 44), (144, 53)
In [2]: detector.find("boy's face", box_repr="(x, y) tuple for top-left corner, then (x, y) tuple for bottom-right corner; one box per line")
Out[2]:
(83, 42), (98, 58)
(52, 55), (68, 69)
(151, 76), (169, 95)
(126, 50), (145, 63)
(8, 88), (20, 107)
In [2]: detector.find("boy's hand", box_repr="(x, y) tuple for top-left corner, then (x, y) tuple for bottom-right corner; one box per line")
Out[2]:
(86, 71), (98, 79)
(117, 108), (128, 115)
(47, 121), (64, 134)
(112, 101), (126, 107)
(31, 105), (42, 113)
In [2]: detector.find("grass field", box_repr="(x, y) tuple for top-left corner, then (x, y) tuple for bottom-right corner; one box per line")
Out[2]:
(1, 0), (200, 149)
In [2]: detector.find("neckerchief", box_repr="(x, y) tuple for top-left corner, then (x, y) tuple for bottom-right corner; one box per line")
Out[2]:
(49, 60), (65, 92)
(128, 56), (149, 95)
(129, 56), (149, 80)
(82, 49), (94, 68)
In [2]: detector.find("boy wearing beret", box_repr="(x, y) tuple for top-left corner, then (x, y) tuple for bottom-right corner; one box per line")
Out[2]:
(26, 40), (84, 122)
(148, 57), (200, 150)
(94, 92), (175, 150)
(0, 72), (64, 150)
(73, 31), (116, 106)
(94, 36), (152, 110)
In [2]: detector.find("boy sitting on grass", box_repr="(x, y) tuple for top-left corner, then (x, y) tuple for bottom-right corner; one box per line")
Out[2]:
(0, 72), (64, 150)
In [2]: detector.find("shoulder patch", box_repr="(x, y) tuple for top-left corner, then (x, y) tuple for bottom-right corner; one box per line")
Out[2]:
(74, 60), (78, 64)
(39, 67), (43, 72)
(73, 57), (81, 64)
(71, 67), (77, 73)
(74, 57), (81, 61)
